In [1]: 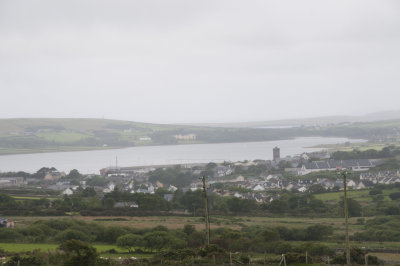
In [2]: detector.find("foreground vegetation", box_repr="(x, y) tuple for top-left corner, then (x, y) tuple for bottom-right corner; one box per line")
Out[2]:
(2, 215), (399, 265)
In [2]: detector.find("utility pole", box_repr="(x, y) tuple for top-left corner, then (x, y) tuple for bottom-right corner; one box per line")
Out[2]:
(202, 175), (210, 246)
(339, 170), (351, 266)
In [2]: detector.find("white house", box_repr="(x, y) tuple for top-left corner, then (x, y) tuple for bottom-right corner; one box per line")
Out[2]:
(355, 182), (366, 190)
(252, 184), (264, 191)
(62, 188), (73, 196)
(298, 187), (307, 193)
(347, 180), (357, 188)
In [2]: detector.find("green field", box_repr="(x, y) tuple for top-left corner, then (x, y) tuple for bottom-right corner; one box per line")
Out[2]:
(315, 188), (398, 203)
(0, 243), (125, 253)
(2, 117), (400, 156)
(36, 131), (91, 143)
(3, 215), (378, 235)
(2, 215), (400, 263)
(12, 196), (59, 200)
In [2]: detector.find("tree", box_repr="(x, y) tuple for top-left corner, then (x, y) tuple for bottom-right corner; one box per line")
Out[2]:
(206, 162), (217, 170)
(183, 224), (196, 236)
(4, 255), (43, 266)
(179, 190), (203, 211)
(103, 198), (115, 209)
(268, 199), (289, 214)
(143, 231), (171, 252)
(262, 228), (280, 242)
(226, 197), (258, 213)
(59, 240), (98, 266)
(339, 198), (362, 217)
(307, 184), (325, 194)
(142, 231), (184, 252)
(389, 192), (400, 200)
(67, 169), (82, 179)
(304, 224), (333, 241)
(55, 229), (90, 242)
(369, 189), (382, 196)
(116, 234), (142, 253)
(101, 226), (128, 243)
(81, 187), (96, 197)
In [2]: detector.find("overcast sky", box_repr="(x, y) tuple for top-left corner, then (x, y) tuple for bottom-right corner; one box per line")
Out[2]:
(1, 1), (400, 123)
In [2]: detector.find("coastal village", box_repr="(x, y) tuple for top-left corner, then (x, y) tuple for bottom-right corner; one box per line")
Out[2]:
(1, 147), (399, 206)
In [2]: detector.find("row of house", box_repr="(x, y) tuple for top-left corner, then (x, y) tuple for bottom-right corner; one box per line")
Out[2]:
(290, 159), (380, 175)
(0, 177), (25, 187)
(360, 171), (400, 184)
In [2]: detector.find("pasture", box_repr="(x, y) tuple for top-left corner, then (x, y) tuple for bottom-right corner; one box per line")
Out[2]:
(314, 188), (398, 203)
(5, 215), (372, 234)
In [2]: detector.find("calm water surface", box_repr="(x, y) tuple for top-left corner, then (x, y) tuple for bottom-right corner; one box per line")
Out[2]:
(0, 137), (365, 174)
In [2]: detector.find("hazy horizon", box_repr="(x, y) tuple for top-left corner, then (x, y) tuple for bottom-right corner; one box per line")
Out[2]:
(1, 1), (400, 123)
(0, 108), (399, 125)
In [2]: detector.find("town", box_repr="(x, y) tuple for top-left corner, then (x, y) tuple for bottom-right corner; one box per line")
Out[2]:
(1, 147), (399, 207)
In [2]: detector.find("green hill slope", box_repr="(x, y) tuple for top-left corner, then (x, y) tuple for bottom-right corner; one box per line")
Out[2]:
(0, 117), (400, 155)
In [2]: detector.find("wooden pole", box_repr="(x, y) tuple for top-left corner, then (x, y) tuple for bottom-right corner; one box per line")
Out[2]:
(343, 172), (351, 266)
(230, 252), (233, 266)
(365, 254), (368, 266)
(306, 251), (308, 264)
(202, 176), (210, 246)
(264, 250), (266, 266)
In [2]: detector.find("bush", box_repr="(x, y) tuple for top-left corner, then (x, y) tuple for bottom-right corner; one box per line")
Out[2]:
(308, 244), (334, 256)
(4, 255), (43, 266)
(198, 244), (225, 257)
(274, 242), (292, 254)
(262, 228), (280, 242)
(159, 248), (196, 261)
(369, 189), (382, 196)
(389, 192), (400, 200)
(100, 226), (128, 243)
(58, 240), (98, 266)
(332, 247), (380, 265)
(55, 229), (90, 242)
(356, 218), (365, 225)
(285, 253), (309, 264)
(116, 234), (142, 253)
(0, 229), (24, 242)
(304, 224), (333, 241)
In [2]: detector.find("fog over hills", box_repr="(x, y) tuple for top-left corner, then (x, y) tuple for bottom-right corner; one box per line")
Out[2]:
(184, 110), (400, 128)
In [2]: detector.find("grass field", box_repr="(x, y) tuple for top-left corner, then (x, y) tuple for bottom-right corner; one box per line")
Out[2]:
(314, 188), (398, 203)
(0, 243), (140, 254)
(4, 215), (376, 234)
(12, 196), (59, 200)
(2, 215), (400, 262)
(36, 131), (91, 143)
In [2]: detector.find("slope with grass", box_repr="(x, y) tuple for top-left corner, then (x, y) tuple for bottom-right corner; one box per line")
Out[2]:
(1, 117), (400, 155)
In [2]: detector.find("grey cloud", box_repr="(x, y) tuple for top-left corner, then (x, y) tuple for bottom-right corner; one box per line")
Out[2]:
(0, 0), (399, 123)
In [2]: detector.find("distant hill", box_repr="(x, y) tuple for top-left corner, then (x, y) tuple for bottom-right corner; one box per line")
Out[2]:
(0, 118), (312, 155)
(0, 116), (400, 155)
(187, 110), (400, 128)
(0, 118), (190, 154)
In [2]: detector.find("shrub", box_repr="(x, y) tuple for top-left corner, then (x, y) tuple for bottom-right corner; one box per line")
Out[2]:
(116, 234), (142, 253)
(55, 229), (90, 242)
(389, 192), (400, 200)
(369, 189), (382, 196)
(58, 240), (98, 266)
(304, 224), (333, 241)
(0, 229), (24, 242)
(4, 255), (43, 266)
